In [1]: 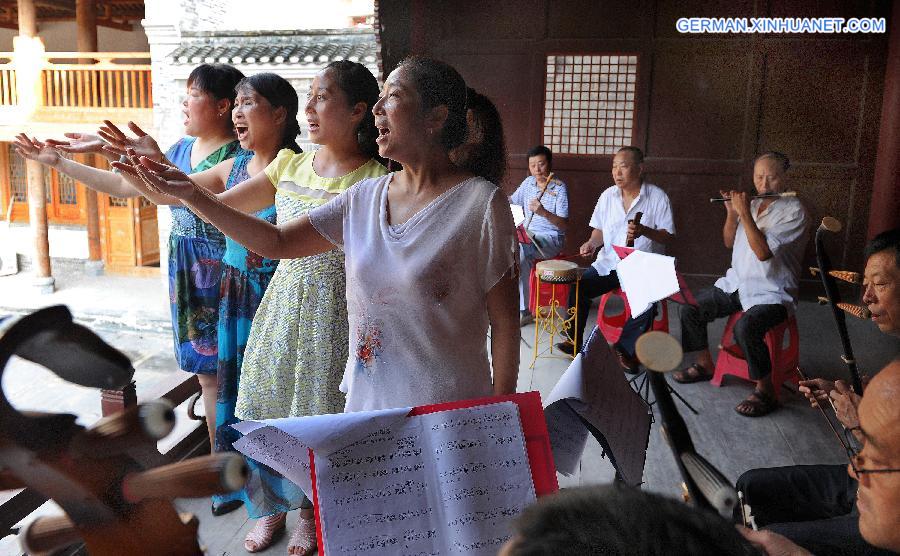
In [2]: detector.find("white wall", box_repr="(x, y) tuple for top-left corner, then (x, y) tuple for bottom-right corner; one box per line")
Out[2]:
(0, 22), (148, 52)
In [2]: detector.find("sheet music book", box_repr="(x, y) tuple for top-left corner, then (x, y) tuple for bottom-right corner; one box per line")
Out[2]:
(233, 392), (557, 555)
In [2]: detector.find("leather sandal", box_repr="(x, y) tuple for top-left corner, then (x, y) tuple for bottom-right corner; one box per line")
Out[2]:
(287, 515), (318, 556)
(672, 363), (712, 384)
(244, 512), (286, 553)
(735, 389), (778, 417)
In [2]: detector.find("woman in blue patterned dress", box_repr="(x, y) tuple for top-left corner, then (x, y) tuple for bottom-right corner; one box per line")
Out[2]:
(13, 64), (246, 462)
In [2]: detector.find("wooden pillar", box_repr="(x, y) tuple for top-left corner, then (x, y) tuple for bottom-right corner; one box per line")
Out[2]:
(17, 0), (37, 38)
(76, 0), (104, 273)
(867, 0), (900, 239)
(25, 159), (54, 293)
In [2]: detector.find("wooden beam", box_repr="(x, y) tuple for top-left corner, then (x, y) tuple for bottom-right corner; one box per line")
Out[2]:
(33, 0), (75, 12)
(96, 16), (133, 30)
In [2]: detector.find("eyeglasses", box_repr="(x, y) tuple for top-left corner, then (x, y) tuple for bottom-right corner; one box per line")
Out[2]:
(848, 452), (900, 479)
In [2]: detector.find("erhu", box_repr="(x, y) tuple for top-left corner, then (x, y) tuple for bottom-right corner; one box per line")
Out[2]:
(634, 331), (738, 518)
(811, 217), (866, 394)
(0, 306), (248, 555)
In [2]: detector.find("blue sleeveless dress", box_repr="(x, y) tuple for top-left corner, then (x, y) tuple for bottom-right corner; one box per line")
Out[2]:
(164, 138), (242, 374)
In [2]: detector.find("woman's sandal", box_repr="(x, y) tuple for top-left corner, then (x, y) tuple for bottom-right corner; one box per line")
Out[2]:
(672, 363), (712, 384)
(287, 515), (318, 556)
(244, 512), (287, 553)
(735, 389), (778, 417)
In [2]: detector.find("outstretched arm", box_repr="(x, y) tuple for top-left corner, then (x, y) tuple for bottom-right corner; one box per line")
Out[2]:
(14, 134), (140, 198)
(120, 155), (333, 259)
(486, 266), (520, 396)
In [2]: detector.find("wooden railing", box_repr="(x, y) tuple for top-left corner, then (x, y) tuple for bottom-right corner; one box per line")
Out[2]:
(0, 52), (151, 110)
(0, 67), (15, 106)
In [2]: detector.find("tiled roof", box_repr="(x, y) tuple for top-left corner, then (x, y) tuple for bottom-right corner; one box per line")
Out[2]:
(169, 32), (378, 66)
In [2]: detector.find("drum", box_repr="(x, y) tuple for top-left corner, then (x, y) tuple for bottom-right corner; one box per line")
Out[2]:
(535, 260), (579, 283)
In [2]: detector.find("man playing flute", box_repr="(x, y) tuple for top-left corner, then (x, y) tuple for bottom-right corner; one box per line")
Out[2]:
(556, 146), (675, 366)
(673, 151), (809, 417)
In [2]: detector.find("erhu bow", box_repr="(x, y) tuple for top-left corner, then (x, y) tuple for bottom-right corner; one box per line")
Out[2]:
(812, 217), (865, 394)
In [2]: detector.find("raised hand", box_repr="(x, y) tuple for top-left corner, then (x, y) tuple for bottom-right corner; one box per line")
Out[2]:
(13, 134), (63, 167)
(98, 120), (164, 162)
(113, 148), (198, 202)
(44, 132), (106, 155)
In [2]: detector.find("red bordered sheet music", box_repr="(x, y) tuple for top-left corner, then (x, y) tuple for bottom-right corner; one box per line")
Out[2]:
(308, 391), (559, 554)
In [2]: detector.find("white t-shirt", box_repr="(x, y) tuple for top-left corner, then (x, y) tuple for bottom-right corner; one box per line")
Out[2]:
(308, 173), (518, 412)
(588, 182), (675, 276)
(715, 196), (809, 310)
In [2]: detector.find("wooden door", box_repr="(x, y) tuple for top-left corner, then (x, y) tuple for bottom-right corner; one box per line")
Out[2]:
(94, 156), (159, 269)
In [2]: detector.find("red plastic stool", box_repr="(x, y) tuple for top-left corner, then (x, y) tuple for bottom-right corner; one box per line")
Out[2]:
(527, 259), (572, 315)
(596, 289), (669, 345)
(711, 312), (800, 399)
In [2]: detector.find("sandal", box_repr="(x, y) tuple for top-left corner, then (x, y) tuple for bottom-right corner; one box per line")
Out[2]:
(735, 389), (778, 417)
(288, 515), (318, 556)
(672, 364), (712, 384)
(244, 512), (287, 553)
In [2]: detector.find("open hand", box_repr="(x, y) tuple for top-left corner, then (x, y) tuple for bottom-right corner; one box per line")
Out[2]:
(112, 148), (198, 202)
(98, 120), (164, 162)
(44, 132), (106, 155)
(798, 377), (835, 408)
(13, 134), (63, 167)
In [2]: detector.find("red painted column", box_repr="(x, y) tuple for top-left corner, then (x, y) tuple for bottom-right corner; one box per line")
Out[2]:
(868, 1), (900, 239)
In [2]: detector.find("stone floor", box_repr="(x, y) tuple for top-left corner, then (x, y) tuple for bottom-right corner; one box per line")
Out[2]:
(0, 297), (898, 555)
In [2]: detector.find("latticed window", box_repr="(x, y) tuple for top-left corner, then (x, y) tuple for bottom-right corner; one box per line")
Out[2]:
(542, 55), (638, 155)
(57, 167), (78, 206)
(8, 143), (26, 202)
(109, 196), (129, 207)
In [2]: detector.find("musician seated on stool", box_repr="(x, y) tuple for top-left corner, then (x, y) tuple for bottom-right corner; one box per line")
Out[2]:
(511, 145), (569, 326)
(739, 358), (900, 556)
(673, 151), (809, 417)
(734, 229), (900, 556)
(555, 146), (675, 366)
(499, 484), (759, 556)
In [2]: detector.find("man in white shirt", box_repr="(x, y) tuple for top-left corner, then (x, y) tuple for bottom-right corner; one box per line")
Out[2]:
(673, 151), (809, 417)
(556, 146), (675, 365)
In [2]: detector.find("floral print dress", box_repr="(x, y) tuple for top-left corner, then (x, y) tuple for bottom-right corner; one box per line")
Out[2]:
(165, 137), (243, 374)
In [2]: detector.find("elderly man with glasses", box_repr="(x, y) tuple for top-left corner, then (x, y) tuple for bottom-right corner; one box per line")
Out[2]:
(734, 228), (900, 556)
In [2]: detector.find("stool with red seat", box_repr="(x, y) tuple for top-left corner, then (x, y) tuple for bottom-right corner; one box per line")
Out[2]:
(711, 312), (800, 399)
(596, 289), (669, 345)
